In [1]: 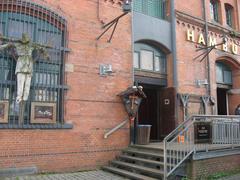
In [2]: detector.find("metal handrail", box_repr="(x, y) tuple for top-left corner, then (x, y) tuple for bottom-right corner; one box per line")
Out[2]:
(163, 115), (240, 180)
(163, 116), (195, 179)
(164, 116), (193, 141)
(104, 118), (128, 139)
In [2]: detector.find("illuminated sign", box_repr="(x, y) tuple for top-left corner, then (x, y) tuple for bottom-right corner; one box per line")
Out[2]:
(187, 30), (239, 55)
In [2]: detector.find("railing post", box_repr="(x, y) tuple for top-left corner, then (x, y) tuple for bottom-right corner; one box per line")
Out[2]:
(193, 117), (196, 154)
(231, 117), (234, 149)
(164, 139), (167, 180)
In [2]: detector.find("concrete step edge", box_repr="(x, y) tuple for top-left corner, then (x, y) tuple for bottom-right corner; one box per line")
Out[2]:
(118, 155), (175, 167)
(123, 149), (164, 158)
(103, 166), (158, 180)
(111, 160), (164, 176)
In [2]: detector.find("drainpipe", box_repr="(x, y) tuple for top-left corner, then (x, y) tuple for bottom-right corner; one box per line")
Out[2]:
(131, 2), (135, 86)
(131, 2), (136, 144)
(171, 0), (179, 125)
(171, 0), (178, 90)
(202, 0), (212, 102)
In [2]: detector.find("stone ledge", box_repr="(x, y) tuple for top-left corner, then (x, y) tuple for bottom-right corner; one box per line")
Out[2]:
(0, 167), (37, 177)
(0, 123), (73, 129)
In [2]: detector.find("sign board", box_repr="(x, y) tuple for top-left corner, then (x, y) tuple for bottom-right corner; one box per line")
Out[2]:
(194, 121), (212, 144)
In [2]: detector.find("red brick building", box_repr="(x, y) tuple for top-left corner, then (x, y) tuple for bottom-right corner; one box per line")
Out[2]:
(133, 0), (240, 141)
(175, 0), (240, 120)
(0, 0), (132, 173)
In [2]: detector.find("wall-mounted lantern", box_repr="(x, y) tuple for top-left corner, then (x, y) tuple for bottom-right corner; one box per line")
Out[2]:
(122, 0), (132, 12)
(118, 86), (146, 119)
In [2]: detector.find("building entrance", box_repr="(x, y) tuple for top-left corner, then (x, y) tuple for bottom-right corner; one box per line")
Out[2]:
(217, 88), (228, 115)
(138, 85), (159, 141)
(137, 84), (176, 141)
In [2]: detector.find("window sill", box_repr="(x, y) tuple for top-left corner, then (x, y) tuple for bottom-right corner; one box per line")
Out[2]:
(134, 69), (167, 74)
(209, 19), (221, 26)
(0, 123), (73, 129)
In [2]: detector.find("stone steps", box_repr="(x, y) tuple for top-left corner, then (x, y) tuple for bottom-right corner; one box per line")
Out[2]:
(118, 154), (174, 168)
(103, 145), (166, 179)
(118, 154), (164, 166)
(111, 160), (164, 178)
(122, 148), (164, 159)
(102, 166), (158, 180)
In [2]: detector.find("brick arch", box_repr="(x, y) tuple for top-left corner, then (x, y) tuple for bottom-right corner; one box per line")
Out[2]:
(216, 55), (240, 70)
(215, 56), (240, 115)
(135, 39), (171, 54)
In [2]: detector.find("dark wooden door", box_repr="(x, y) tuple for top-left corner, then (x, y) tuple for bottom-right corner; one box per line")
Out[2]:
(138, 87), (158, 141)
(217, 88), (227, 115)
(159, 87), (176, 139)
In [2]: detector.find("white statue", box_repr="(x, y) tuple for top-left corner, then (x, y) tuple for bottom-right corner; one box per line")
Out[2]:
(0, 33), (50, 103)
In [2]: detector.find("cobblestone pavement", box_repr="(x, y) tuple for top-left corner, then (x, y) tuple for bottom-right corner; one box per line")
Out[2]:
(220, 174), (240, 180)
(3, 170), (129, 180)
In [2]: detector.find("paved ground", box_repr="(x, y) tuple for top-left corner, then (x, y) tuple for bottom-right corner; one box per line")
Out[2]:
(220, 174), (240, 180)
(2, 170), (240, 180)
(3, 170), (129, 180)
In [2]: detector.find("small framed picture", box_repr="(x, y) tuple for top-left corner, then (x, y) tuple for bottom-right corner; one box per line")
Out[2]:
(0, 101), (9, 123)
(31, 102), (56, 124)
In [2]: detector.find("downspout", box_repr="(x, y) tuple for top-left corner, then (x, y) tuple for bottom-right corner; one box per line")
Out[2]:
(97, 0), (104, 24)
(171, 0), (178, 90)
(131, 1), (136, 144)
(202, 0), (212, 102)
(131, 2), (135, 86)
(170, 0), (179, 124)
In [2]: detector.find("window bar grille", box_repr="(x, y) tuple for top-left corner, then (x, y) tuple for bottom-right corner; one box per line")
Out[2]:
(0, 0), (68, 128)
(12, 0), (17, 125)
(61, 13), (66, 124)
(57, 11), (61, 124)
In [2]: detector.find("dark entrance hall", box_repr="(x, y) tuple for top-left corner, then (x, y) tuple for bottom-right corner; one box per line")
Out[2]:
(137, 84), (176, 142)
(217, 88), (228, 115)
(138, 86), (159, 141)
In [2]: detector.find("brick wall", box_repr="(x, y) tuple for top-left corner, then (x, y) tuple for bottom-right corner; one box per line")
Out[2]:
(186, 155), (240, 179)
(176, 0), (240, 31)
(0, 0), (132, 173)
(175, 0), (240, 119)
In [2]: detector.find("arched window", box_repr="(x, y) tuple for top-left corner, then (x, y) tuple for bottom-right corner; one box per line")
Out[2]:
(134, 43), (166, 74)
(225, 3), (233, 27)
(216, 62), (232, 85)
(0, 0), (68, 127)
(210, 0), (219, 22)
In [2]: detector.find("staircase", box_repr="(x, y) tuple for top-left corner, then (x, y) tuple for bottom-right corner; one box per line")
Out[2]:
(103, 115), (240, 180)
(103, 144), (171, 180)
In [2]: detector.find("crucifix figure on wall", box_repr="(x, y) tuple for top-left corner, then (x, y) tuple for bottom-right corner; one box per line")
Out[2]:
(0, 33), (50, 124)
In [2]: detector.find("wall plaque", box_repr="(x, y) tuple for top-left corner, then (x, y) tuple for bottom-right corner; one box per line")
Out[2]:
(194, 122), (212, 144)
(0, 101), (9, 123)
(31, 102), (56, 124)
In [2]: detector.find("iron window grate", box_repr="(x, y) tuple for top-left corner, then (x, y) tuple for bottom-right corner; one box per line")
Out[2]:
(0, 0), (68, 127)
